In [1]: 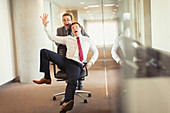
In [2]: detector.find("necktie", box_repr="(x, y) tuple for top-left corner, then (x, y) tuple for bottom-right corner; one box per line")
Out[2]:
(77, 37), (84, 62)
(67, 29), (72, 36)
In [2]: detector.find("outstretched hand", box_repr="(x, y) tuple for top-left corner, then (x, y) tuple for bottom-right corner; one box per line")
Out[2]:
(85, 61), (93, 69)
(118, 60), (124, 66)
(40, 13), (49, 27)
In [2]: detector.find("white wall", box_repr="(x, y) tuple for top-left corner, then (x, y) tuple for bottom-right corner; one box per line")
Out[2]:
(0, 0), (63, 85)
(12, 0), (52, 83)
(151, 0), (170, 52)
(78, 11), (85, 28)
(50, 2), (62, 52)
(85, 20), (118, 46)
(0, 0), (16, 85)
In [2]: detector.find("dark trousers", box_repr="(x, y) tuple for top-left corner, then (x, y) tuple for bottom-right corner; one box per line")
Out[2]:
(40, 49), (82, 101)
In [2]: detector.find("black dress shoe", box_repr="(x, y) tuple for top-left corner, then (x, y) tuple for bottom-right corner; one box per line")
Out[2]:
(60, 110), (66, 113)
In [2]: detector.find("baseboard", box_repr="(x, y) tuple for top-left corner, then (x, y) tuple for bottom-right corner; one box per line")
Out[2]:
(0, 76), (20, 89)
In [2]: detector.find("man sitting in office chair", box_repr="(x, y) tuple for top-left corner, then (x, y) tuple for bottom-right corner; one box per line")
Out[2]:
(33, 13), (99, 112)
(56, 13), (89, 90)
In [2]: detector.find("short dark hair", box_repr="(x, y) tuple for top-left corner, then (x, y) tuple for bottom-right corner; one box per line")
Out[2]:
(62, 13), (73, 20)
(71, 22), (81, 27)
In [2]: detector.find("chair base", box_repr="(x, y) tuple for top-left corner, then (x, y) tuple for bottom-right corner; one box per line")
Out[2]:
(53, 90), (92, 105)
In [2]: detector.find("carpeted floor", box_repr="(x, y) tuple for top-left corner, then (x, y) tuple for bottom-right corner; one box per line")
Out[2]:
(0, 46), (122, 113)
(0, 68), (121, 113)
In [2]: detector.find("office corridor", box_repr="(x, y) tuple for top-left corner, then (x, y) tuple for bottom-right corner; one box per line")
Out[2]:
(1, 0), (170, 113)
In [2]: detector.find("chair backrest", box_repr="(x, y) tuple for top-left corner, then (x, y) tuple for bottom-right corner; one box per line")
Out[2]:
(57, 44), (67, 57)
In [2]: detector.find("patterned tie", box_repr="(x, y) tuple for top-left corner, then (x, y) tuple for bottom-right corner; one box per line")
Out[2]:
(76, 37), (84, 62)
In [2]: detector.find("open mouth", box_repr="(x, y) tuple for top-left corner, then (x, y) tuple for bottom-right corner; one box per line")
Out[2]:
(74, 31), (78, 33)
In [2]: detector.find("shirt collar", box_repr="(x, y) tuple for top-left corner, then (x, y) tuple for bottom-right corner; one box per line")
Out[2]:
(74, 34), (83, 39)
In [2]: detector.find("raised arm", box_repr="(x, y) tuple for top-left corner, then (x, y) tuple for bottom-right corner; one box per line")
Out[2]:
(40, 13), (66, 45)
(111, 37), (123, 65)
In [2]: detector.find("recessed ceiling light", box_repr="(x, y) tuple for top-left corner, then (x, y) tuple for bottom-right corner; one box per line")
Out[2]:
(112, 12), (116, 14)
(80, 2), (85, 4)
(84, 7), (88, 9)
(86, 11), (90, 13)
(104, 4), (115, 7)
(114, 9), (118, 11)
(116, 5), (119, 7)
(88, 5), (99, 8)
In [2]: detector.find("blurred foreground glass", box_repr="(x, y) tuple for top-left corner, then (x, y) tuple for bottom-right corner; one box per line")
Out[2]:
(119, 0), (170, 113)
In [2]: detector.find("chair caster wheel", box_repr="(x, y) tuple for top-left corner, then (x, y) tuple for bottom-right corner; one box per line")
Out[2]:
(53, 96), (56, 100)
(84, 99), (88, 103)
(88, 93), (92, 97)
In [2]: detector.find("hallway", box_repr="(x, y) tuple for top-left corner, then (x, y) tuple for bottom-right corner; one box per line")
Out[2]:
(1, 0), (170, 113)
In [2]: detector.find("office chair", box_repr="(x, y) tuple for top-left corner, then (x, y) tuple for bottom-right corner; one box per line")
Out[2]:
(52, 44), (91, 105)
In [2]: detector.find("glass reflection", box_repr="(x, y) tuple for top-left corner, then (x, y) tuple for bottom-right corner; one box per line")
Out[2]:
(119, 0), (170, 113)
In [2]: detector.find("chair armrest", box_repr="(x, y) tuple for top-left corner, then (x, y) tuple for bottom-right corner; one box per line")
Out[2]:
(82, 62), (88, 76)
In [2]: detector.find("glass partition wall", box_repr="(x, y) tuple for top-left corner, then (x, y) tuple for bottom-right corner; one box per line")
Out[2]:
(102, 0), (123, 113)
(118, 1), (170, 113)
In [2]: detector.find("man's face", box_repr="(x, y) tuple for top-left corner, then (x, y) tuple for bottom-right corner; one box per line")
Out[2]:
(71, 24), (82, 37)
(62, 16), (72, 28)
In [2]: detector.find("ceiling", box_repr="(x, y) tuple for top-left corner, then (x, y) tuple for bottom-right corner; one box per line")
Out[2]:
(49, 0), (122, 20)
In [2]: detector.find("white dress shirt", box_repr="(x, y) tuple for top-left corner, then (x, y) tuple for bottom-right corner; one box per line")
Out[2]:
(111, 36), (125, 63)
(44, 27), (99, 64)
